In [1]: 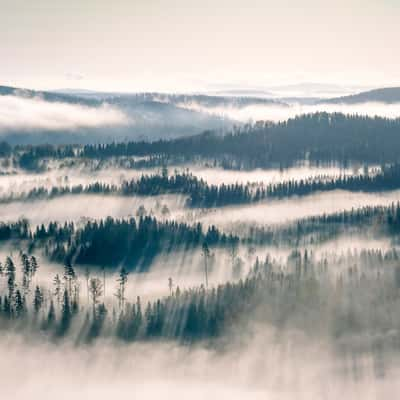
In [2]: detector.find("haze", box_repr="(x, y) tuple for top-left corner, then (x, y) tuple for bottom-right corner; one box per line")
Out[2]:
(1, 0), (399, 92)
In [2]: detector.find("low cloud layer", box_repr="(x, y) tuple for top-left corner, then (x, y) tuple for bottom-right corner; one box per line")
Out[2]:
(2, 332), (399, 400)
(195, 189), (400, 229)
(0, 95), (130, 132)
(177, 101), (400, 122)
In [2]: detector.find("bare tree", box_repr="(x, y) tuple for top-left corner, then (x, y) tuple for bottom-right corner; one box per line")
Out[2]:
(89, 277), (103, 314)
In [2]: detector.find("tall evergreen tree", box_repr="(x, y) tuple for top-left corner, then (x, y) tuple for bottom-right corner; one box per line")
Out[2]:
(33, 286), (44, 314)
(5, 257), (16, 299)
(59, 289), (71, 335)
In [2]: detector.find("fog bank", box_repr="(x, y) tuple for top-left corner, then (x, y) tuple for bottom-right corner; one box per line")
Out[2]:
(194, 190), (400, 229)
(2, 331), (400, 400)
(0, 95), (129, 131)
(178, 101), (400, 122)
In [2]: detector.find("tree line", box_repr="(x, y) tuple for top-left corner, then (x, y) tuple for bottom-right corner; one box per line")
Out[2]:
(2, 113), (400, 171)
(2, 202), (400, 265)
(27, 216), (237, 270)
(4, 163), (400, 208)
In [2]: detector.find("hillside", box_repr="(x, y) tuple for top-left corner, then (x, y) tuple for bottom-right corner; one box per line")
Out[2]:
(321, 87), (400, 104)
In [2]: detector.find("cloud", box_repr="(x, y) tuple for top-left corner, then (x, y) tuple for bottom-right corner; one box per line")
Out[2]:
(0, 95), (130, 132)
(65, 72), (85, 81)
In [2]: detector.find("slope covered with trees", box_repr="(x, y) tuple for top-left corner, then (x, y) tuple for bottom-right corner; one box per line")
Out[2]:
(81, 113), (400, 166)
(1, 247), (400, 352)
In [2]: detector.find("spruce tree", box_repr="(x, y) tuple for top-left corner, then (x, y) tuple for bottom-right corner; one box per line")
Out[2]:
(33, 286), (44, 314)
(59, 289), (71, 335)
(5, 257), (15, 299)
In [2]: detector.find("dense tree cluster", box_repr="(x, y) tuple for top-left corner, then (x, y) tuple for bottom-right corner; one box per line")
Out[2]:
(17, 145), (75, 171)
(52, 217), (237, 269)
(245, 202), (400, 246)
(0, 219), (30, 241)
(26, 217), (236, 270)
(80, 113), (400, 166)
(2, 202), (400, 266)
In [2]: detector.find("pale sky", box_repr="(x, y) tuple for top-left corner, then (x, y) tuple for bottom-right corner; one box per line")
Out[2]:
(1, 0), (399, 92)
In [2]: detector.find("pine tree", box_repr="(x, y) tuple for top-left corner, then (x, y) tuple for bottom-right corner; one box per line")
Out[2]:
(46, 300), (56, 327)
(202, 242), (210, 288)
(84, 267), (90, 306)
(117, 267), (128, 310)
(14, 290), (25, 318)
(53, 274), (62, 305)
(63, 260), (76, 296)
(21, 252), (31, 294)
(33, 286), (44, 314)
(168, 277), (174, 296)
(30, 255), (39, 277)
(3, 295), (11, 318)
(59, 289), (71, 335)
(101, 266), (106, 303)
(5, 257), (15, 299)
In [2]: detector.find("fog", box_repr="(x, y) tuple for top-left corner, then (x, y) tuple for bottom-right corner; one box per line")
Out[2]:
(1, 230), (393, 308)
(0, 245), (246, 308)
(1, 162), (371, 192)
(2, 158), (400, 399)
(185, 164), (366, 186)
(2, 327), (400, 400)
(308, 235), (393, 257)
(194, 190), (400, 229)
(0, 95), (129, 131)
(0, 194), (185, 226)
(0, 164), (363, 197)
(177, 101), (400, 122)
(0, 166), (159, 197)
(1, 188), (399, 230)
(0, 161), (379, 212)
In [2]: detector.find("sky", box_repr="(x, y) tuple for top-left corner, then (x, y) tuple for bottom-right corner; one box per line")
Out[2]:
(1, 0), (399, 92)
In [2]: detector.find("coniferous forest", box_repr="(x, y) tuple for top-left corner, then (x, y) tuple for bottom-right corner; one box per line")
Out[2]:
(3, 131), (400, 349)
(5, 1), (400, 398)
(2, 110), (400, 399)
(2, 14), (400, 396)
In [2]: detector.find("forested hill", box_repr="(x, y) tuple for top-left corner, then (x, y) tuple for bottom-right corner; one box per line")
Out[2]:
(83, 113), (400, 166)
(321, 87), (400, 104)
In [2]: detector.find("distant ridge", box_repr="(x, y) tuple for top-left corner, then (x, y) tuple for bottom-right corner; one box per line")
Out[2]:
(321, 87), (400, 104)
(0, 84), (98, 105)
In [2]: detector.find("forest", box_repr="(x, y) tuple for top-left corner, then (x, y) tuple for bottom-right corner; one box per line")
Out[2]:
(4, 1), (400, 397)
(2, 113), (400, 174)
(1, 245), (400, 357)
(79, 113), (400, 167)
(4, 162), (400, 209)
(0, 108), (400, 399)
